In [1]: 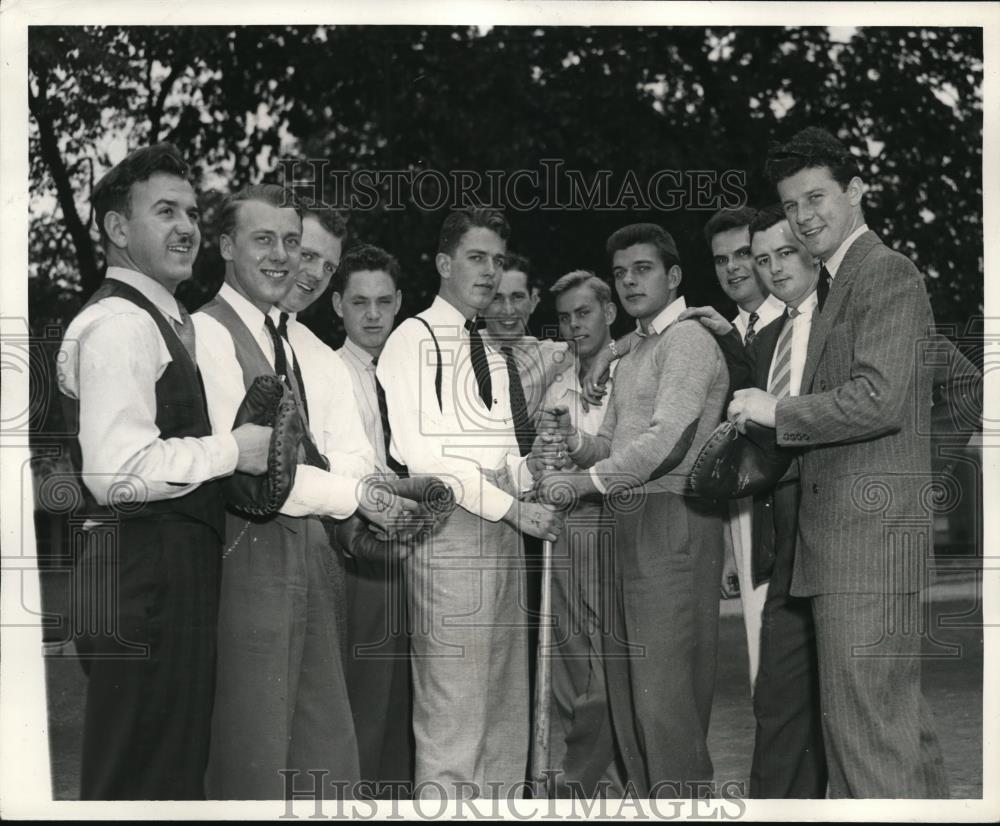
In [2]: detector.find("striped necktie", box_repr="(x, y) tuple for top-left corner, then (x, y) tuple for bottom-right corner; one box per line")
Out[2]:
(767, 307), (800, 399)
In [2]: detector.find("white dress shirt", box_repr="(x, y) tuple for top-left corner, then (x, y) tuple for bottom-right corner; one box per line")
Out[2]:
(337, 337), (390, 474)
(765, 289), (820, 397)
(733, 293), (785, 341)
(635, 295), (687, 336)
(193, 283), (373, 519)
(57, 267), (238, 505)
(824, 224), (869, 278)
(376, 296), (527, 522)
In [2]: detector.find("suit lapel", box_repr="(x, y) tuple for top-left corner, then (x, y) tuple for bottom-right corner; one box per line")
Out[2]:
(800, 230), (880, 392)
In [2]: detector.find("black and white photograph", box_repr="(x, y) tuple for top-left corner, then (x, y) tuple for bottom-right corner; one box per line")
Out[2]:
(0, 0), (995, 820)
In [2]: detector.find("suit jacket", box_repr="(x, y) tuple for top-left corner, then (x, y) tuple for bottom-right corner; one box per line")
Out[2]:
(774, 231), (939, 596)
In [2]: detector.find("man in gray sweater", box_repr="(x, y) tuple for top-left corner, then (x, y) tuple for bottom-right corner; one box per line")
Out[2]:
(535, 223), (729, 798)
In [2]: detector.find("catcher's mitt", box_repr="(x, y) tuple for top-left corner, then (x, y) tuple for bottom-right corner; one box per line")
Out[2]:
(327, 474), (456, 561)
(226, 374), (305, 517)
(687, 420), (794, 499)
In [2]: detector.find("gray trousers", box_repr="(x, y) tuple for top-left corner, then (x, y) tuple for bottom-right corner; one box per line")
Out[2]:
(406, 499), (530, 799)
(205, 514), (359, 800)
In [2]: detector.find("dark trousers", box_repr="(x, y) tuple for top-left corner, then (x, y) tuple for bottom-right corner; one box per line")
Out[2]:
(205, 515), (359, 800)
(75, 515), (220, 800)
(749, 482), (827, 798)
(344, 554), (414, 794)
(811, 592), (949, 798)
(604, 491), (724, 798)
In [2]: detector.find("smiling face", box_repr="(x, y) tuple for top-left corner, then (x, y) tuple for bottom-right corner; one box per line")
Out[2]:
(221, 199), (302, 313)
(777, 165), (865, 262)
(279, 214), (343, 314)
(106, 172), (201, 292)
(751, 219), (819, 308)
(611, 242), (680, 327)
(556, 283), (615, 363)
(333, 269), (402, 357)
(710, 225), (767, 311)
(484, 269), (538, 341)
(436, 226), (507, 318)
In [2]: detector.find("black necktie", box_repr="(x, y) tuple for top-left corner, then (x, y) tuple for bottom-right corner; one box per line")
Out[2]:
(501, 345), (535, 456)
(372, 355), (408, 477)
(465, 317), (493, 410)
(743, 311), (759, 348)
(276, 312), (309, 423)
(817, 265), (833, 312)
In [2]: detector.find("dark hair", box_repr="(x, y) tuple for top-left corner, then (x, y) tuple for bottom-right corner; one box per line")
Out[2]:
(334, 243), (401, 293)
(437, 207), (510, 256)
(703, 207), (758, 247)
(747, 203), (788, 243)
(503, 251), (544, 294)
(605, 223), (681, 271)
(92, 142), (192, 247)
(217, 183), (301, 239)
(765, 126), (861, 190)
(299, 198), (348, 240)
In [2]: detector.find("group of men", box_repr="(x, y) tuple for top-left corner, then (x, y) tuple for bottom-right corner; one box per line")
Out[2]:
(56, 125), (974, 802)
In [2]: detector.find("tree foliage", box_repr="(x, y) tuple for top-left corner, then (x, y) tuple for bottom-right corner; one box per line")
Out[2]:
(28, 24), (983, 345)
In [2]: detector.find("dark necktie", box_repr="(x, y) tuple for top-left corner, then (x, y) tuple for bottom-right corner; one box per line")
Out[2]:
(465, 317), (493, 410)
(372, 355), (408, 477)
(501, 345), (535, 456)
(743, 311), (759, 347)
(817, 265), (833, 312)
(277, 312), (310, 423)
(264, 314), (309, 422)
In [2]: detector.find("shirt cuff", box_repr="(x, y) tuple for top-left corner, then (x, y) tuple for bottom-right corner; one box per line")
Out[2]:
(280, 466), (361, 519)
(507, 454), (535, 495)
(589, 466), (607, 495)
(212, 431), (240, 479)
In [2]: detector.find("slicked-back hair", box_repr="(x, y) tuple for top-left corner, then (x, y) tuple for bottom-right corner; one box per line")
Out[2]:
(299, 198), (348, 240)
(605, 223), (681, 272)
(93, 142), (193, 247)
(334, 243), (401, 294)
(437, 207), (510, 256)
(503, 251), (544, 295)
(550, 269), (613, 306)
(703, 207), (758, 247)
(748, 203), (788, 243)
(217, 183), (301, 240)
(765, 126), (862, 190)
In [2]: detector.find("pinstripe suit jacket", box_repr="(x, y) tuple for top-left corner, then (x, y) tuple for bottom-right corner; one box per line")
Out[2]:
(774, 231), (936, 596)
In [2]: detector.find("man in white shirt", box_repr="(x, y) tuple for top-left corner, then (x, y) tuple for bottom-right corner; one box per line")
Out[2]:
(376, 208), (564, 799)
(193, 186), (427, 799)
(56, 143), (272, 799)
(536, 270), (624, 796)
(332, 242), (414, 794)
(703, 206), (785, 687)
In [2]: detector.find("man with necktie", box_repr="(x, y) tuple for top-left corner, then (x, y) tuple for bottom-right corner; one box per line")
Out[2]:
(332, 243), (415, 795)
(703, 206), (785, 688)
(725, 127), (951, 798)
(682, 204), (828, 797)
(376, 208), (564, 799)
(193, 186), (430, 799)
(56, 144), (273, 799)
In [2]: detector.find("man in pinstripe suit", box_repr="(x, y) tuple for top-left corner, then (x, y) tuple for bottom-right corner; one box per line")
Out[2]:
(726, 127), (949, 798)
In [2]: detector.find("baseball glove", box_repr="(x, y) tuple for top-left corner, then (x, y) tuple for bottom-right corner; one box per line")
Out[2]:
(687, 420), (794, 499)
(225, 374), (305, 517)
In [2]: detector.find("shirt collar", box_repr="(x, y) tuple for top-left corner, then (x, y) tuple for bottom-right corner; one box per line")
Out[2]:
(428, 295), (474, 332)
(824, 224), (868, 278)
(218, 281), (278, 334)
(106, 266), (185, 324)
(790, 288), (819, 319)
(738, 293), (785, 329)
(636, 295), (687, 337)
(342, 336), (375, 368)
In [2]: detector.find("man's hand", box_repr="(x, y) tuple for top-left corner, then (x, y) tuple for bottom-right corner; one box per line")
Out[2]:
(526, 430), (570, 478)
(232, 423), (273, 475)
(537, 405), (579, 453)
(533, 468), (598, 509)
(677, 306), (735, 338)
(580, 348), (614, 409)
(501, 499), (565, 542)
(728, 388), (778, 432)
(357, 479), (435, 542)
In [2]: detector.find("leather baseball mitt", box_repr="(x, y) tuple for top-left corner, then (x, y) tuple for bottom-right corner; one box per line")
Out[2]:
(225, 374), (305, 516)
(687, 420), (794, 499)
